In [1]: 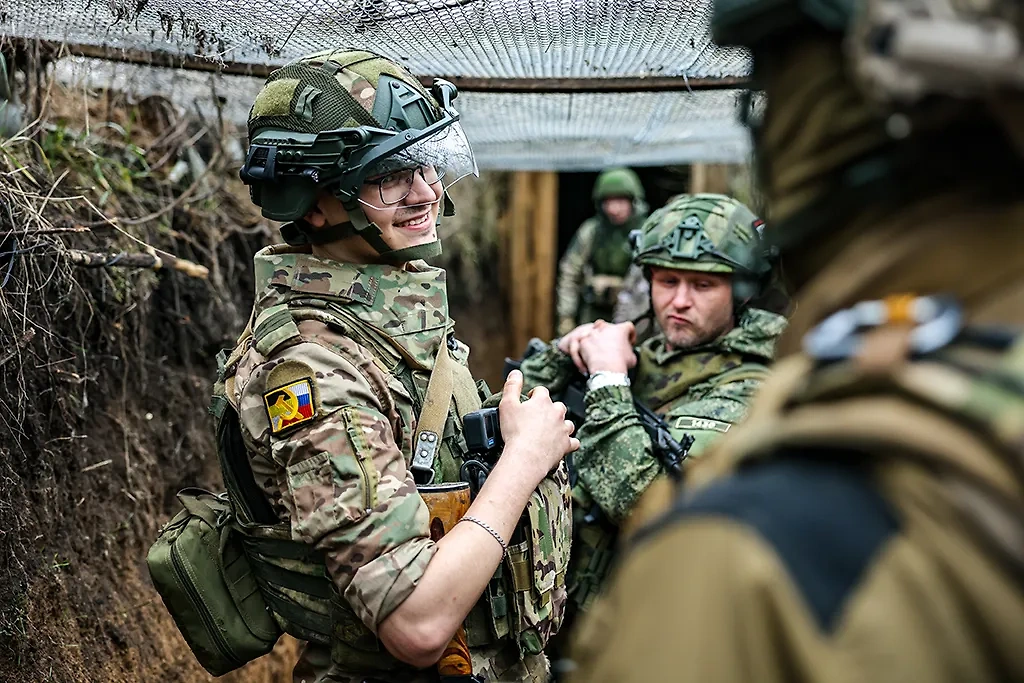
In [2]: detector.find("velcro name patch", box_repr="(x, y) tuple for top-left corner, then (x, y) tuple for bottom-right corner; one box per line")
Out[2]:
(673, 416), (732, 433)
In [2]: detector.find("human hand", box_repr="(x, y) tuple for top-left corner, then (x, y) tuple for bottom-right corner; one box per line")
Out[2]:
(557, 321), (598, 373)
(578, 321), (637, 374)
(498, 370), (580, 482)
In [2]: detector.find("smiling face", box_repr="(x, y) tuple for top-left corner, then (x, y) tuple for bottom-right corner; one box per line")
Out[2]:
(649, 266), (735, 349)
(304, 167), (444, 263)
(358, 167), (443, 251)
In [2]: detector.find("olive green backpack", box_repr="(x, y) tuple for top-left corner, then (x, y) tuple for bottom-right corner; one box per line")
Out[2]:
(146, 406), (283, 675)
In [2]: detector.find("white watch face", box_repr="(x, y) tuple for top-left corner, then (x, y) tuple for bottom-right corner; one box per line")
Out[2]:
(587, 373), (630, 391)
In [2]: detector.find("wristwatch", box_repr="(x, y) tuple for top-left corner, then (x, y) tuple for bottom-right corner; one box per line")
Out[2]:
(586, 371), (631, 392)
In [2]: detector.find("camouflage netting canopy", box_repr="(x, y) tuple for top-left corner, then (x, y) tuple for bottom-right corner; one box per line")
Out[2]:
(2, 0), (752, 169)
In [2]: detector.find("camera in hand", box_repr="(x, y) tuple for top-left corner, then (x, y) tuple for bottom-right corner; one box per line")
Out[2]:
(463, 407), (504, 457)
(460, 408), (503, 497)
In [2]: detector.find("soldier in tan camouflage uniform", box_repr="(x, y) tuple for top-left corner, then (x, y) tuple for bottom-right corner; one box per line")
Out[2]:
(224, 50), (577, 683)
(569, 1), (1024, 681)
(521, 195), (786, 669)
(556, 168), (648, 336)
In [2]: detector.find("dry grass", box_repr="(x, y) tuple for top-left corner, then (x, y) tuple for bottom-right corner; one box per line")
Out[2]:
(0, 46), (288, 681)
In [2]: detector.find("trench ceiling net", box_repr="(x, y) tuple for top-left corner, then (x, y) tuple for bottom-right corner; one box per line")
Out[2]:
(2, 0), (753, 168)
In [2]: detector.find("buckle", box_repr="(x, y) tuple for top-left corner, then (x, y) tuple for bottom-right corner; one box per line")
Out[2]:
(804, 294), (962, 362)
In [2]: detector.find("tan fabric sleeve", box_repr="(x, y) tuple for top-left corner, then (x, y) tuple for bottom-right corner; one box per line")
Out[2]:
(568, 520), (827, 683)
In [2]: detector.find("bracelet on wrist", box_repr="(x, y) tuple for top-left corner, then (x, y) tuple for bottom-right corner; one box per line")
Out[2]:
(461, 515), (508, 555)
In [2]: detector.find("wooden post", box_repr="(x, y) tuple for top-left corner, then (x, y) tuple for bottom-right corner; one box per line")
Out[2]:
(532, 171), (558, 344)
(503, 171), (559, 355)
(690, 163), (733, 195)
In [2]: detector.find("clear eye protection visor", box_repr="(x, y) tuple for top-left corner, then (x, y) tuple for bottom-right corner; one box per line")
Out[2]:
(356, 122), (478, 211)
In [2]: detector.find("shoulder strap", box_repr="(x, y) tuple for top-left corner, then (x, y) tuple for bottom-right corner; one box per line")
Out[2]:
(410, 336), (456, 484)
(217, 404), (280, 525)
(709, 362), (772, 387)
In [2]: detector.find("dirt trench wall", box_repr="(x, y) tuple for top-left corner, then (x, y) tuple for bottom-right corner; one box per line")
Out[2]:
(0, 73), (512, 681)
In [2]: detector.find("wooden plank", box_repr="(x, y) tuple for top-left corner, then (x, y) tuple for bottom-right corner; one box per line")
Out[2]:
(27, 40), (750, 92)
(424, 76), (750, 93)
(690, 163), (733, 194)
(508, 172), (534, 354)
(532, 172), (558, 342)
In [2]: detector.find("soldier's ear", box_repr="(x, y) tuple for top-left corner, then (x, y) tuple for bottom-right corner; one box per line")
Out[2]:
(303, 204), (327, 228)
(303, 194), (350, 229)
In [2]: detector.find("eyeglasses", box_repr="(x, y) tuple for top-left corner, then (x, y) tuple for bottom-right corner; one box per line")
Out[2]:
(366, 165), (446, 206)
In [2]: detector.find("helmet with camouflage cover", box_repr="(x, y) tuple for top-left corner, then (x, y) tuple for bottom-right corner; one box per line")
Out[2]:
(632, 193), (772, 308)
(239, 49), (477, 263)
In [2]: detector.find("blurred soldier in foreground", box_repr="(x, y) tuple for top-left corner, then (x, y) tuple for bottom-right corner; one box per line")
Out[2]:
(522, 194), (786, 661)
(570, 1), (1024, 681)
(556, 168), (648, 336)
(222, 50), (576, 682)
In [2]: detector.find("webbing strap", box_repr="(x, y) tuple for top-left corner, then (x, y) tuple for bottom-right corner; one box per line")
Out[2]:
(248, 557), (335, 600)
(217, 406), (279, 525)
(260, 585), (333, 644)
(242, 535), (324, 563)
(411, 335), (455, 483)
(711, 362), (771, 387)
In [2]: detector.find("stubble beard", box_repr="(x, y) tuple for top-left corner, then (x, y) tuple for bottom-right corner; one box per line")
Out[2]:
(661, 317), (733, 351)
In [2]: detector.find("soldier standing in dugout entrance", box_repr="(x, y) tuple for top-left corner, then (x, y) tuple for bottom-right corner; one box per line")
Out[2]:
(556, 168), (649, 337)
(221, 49), (577, 682)
(569, 1), (1024, 681)
(520, 194), (786, 665)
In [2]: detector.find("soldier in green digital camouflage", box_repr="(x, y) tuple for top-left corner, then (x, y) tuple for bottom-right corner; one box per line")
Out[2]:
(221, 49), (578, 682)
(569, 1), (1024, 681)
(521, 194), (786, 634)
(556, 168), (648, 336)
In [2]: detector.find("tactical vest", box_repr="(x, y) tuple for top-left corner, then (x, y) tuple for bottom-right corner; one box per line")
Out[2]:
(211, 252), (570, 674)
(589, 218), (637, 279)
(576, 216), (643, 323)
(567, 344), (770, 612)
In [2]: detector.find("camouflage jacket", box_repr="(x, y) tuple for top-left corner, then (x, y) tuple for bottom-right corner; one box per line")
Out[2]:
(521, 307), (787, 524)
(556, 214), (645, 329)
(225, 245), (555, 682)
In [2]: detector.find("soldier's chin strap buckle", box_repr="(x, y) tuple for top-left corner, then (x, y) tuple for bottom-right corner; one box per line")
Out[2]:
(803, 294), (962, 362)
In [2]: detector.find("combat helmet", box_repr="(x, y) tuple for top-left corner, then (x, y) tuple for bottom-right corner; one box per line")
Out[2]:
(239, 49), (477, 263)
(632, 193), (772, 308)
(593, 167), (647, 218)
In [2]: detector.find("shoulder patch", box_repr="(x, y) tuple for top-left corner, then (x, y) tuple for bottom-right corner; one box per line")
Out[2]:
(264, 360), (320, 435)
(673, 416), (732, 433)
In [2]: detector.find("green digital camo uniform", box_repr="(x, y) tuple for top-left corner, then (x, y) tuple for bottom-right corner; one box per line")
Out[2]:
(556, 169), (648, 334)
(220, 50), (571, 683)
(523, 194), (786, 609)
(570, 2), (1024, 682)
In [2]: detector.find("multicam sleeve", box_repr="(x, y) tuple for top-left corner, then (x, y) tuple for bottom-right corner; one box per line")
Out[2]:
(574, 385), (657, 524)
(556, 220), (598, 327)
(242, 338), (436, 632)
